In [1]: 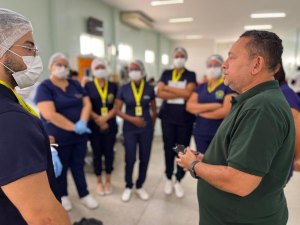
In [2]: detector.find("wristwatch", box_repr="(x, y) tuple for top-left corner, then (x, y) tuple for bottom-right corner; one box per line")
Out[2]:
(189, 160), (201, 179)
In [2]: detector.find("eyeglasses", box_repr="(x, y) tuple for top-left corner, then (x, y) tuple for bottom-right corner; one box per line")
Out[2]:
(12, 45), (39, 56)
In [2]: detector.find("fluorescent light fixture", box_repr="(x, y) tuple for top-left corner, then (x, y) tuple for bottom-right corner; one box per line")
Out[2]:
(169, 17), (194, 23)
(151, 0), (184, 6)
(244, 25), (272, 30)
(118, 44), (133, 61)
(145, 50), (155, 64)
(161, 54), (169, 65)
(80, 34), (105, 57)
(251, 12), (286, 19)
(186, 35), (203, 39)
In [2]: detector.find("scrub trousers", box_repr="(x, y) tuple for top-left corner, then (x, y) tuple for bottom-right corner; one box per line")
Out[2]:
(56, 141), (89, 198)
(194, 134), (213, 154)
(161, 121), (193, 182)
(123, 129), (153, 189)
(89, 130), (117, 176)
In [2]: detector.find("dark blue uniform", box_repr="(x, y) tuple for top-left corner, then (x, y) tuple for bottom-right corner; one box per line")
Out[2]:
(35, 79), (89, 198)
(85, 81), (118, 176)
(117, 81), (155, 189)
(0, 84), (58, 224)
(158, 68), (196, 181)
(193, 82), (235, 153)
(280, 83), (300, 181)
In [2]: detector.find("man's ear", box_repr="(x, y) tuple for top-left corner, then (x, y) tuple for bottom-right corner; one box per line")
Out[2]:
(251, 56), (264, 75)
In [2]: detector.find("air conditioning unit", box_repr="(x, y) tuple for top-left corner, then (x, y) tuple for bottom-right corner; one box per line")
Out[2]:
(120, 11), (154, 30)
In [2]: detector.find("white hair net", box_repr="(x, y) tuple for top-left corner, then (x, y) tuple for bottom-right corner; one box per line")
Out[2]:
(206, 54), (224, 66)
(91, 58), (106, 71)
(130, 59), (145, 72)
(0, 8), (33, 58)
(173, 47), (188, 59)
(48, 52), (67, 70)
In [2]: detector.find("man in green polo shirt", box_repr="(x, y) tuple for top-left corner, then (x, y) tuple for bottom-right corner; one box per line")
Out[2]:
(177, 30), (295, 225)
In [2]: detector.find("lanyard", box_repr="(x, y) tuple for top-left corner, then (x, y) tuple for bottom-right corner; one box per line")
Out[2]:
(0, 80), (39, 118)
(94, 78), (108, 105)
(131, 80), (145, 106)
(172, 68), (185, 81)
(207, 77), (224, 93)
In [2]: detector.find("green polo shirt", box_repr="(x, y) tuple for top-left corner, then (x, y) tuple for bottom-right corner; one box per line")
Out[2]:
(197, 81), (295, 225)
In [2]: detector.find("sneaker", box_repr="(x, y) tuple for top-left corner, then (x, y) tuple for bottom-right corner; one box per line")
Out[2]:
(61, 196), (72, 211)
(121, 188), (132, 202)
(164, 179), (173, 195)
(81, 194), (99, 209)
(104, 182), (112, 195)
(96, 183), (105, 196)
(136, 188), (149, 201)
(174, 181), (184, 198)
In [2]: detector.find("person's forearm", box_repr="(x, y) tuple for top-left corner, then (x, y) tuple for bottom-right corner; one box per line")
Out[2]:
(186, 103), (221, 114)
(199, 107), (228, 119)
(116, 110), (135, 124)
(165, 86), (192, 99)
(80, 104), (92, 122)
(91, 111), (99, 121)
(47, 113), (75, 131)
(157, 90), (179, 100)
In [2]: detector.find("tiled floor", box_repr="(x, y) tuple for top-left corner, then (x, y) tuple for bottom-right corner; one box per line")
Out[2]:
(67, 137), (300, 225)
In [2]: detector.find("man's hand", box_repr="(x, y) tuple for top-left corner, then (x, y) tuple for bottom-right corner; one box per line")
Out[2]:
(176, 147), (202, 171)
(294, 157), (300, 171)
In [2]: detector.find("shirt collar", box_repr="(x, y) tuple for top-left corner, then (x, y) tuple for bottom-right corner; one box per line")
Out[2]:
(231, 80), (279, 104)
(0, 83), (18, 102)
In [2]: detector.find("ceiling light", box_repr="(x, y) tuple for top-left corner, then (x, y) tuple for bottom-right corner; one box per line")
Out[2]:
(186, 35), (203, 39)
(244, 25), (272, 30)
(151, 0), (184, 6)
(251, 12), (286, 19)
(169, 17), (194, 23)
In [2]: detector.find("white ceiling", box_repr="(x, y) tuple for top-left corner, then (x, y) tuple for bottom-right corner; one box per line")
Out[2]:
(101, 0), (300, 42)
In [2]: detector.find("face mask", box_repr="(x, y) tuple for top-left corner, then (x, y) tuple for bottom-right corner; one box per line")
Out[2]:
(15, 85), (35, 99)
(53, 66), (69, 79)
(0, 52), (43, 89)
(206, 67), (222, 79)
(129, 70), (143, 81)
(173, 57), (186, 69)
(93, 69), (109, 79)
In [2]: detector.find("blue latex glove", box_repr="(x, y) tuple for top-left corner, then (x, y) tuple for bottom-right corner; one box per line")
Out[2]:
(74, 120), (91, 135)
(51, 147), (62, 178)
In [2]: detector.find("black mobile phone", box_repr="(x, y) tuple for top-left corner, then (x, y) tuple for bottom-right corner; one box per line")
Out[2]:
(173, 144), (186, 155)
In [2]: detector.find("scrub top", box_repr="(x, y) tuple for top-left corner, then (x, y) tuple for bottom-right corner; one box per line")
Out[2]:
(0, 84), (58, 225)
(280, 83), (300, 111)
(116, 81), (155, 133)
(35, 79), (88, 145)
(193, 81), (235, 137)
(158, 68), (197, 125)
(85, 80), (118, 133)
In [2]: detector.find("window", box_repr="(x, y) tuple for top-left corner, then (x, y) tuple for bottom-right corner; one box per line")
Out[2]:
(145, 50), (155, 63)
(80, 34), (105, 57)
(161, 54), (169, 65)
(118, 44), (133, 61)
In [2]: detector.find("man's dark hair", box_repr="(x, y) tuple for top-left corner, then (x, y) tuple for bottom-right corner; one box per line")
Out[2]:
(240, 30), (283, 72)
(274, 64), (286, 85)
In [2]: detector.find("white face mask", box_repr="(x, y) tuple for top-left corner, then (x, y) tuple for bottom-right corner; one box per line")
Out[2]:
(93, 69), (109, 79)
(206, 67), (222, 79)
(53, 66), (69, 79)
(173, 57), (186, 69)
(129, 70), (143, 81)
(15, 85), (35, 99)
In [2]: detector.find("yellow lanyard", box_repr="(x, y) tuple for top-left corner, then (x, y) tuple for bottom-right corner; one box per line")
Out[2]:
(172, 68), (185, 81)
(94, 78), (108, 105)
(207, 77), (224, 93)
(0, 80), (39, 118)
(131, 80), (145, 106)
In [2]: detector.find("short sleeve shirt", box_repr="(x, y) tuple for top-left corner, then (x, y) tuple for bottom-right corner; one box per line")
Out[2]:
(158, 69), (197, 125)
(116, 81), (155, 133)
(85, 81), (118, 133)
(35, 79), (88, 145)
(193, 82), (235, 136)
(197, 81), (294, 225)
(0, 85), (58, 225)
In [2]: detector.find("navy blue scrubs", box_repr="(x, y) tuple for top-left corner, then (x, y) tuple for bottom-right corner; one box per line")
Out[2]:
(85, 81), (118, 176)
(0, 84), (59, 224)
(35, 79), (89, 198)
(158, 68), (196, 181)
(193, 81), (235, 153)
(280, 83), (300, 181)
(117, 81), (155, 189)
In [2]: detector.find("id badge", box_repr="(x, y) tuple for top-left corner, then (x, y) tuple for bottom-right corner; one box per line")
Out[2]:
(135, 106), (143, 116)
(101, 107), (108, 116)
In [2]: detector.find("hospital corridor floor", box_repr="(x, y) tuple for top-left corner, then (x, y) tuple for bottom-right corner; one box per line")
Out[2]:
(66, 137), (300, 225)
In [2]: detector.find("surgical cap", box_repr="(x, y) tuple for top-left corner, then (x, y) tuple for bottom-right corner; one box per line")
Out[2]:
(130, 59), (145, 72)
(173, 47), (188, 59)
(0, 8), (33, 58)
(91, 58), (106, 71)
(48, 52), (67, 70)
(207, 54), (224, 65)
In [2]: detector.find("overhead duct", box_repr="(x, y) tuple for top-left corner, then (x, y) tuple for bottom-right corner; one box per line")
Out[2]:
(120, 11), (154, 30)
